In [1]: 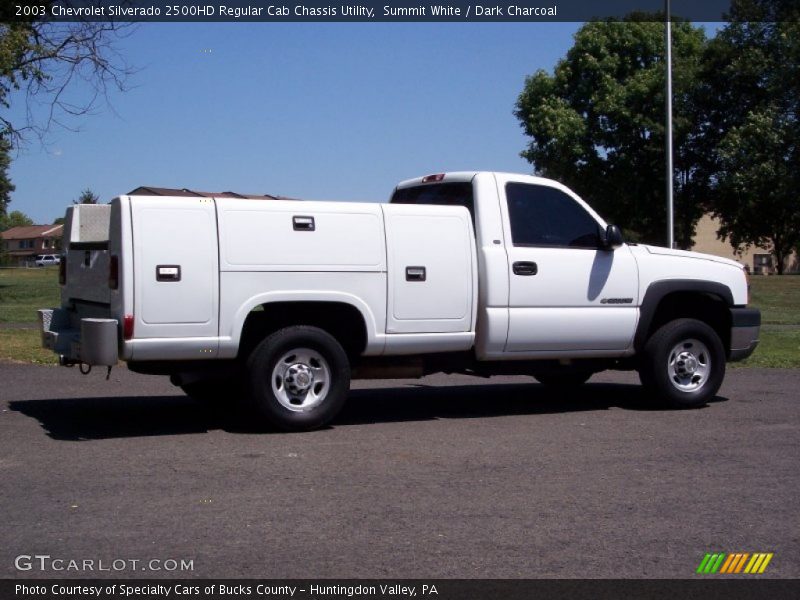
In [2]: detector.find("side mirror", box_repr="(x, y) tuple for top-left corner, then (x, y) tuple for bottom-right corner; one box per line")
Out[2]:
(602, 224), (624, 250)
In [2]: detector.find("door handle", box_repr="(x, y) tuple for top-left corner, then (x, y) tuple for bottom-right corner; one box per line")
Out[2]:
(156, 265), (181, 282)
(512, 261), (538, 276)
(292, 215), (315, 231)
(405, 266), (426, 282)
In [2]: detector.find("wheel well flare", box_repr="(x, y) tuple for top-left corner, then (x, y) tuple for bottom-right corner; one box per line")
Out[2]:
(238, 301), (368, 360)
(645, 292), (732, 353)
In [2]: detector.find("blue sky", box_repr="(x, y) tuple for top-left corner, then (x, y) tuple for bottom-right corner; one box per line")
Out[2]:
(8, 22), (589, 223)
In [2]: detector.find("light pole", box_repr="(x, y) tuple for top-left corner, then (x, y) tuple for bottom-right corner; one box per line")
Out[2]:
(665, 0), (674, 248)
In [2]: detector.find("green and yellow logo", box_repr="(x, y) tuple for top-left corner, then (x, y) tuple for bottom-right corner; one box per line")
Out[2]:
(697, 552), (773, 574)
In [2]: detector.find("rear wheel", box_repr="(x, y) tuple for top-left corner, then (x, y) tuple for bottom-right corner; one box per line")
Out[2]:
(247, 326), (350, 431)
(639, 318), (725, 408)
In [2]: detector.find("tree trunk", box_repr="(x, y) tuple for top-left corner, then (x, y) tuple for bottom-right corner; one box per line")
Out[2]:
(775, 249), (786, 275)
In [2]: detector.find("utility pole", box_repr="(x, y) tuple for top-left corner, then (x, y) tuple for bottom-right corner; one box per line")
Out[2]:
(665, 0), (675, 248)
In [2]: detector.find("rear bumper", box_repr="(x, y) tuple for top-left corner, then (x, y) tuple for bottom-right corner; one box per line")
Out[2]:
(39, 308), (119, 366)
(729, 307), (760, 362)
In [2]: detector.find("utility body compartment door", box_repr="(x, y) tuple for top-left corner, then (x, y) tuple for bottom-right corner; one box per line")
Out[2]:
(131, 197), (219, 340)
(382, 204), (476, 334)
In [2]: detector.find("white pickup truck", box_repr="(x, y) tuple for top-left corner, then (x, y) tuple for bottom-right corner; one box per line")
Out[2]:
(40, 172), (760, 430)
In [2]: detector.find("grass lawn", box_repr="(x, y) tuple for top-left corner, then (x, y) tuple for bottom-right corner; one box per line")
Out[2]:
(736, 275), (800, 368)
(0, 328), (57, 365)
(748, 274), (800, 324)
(0, 266), (60, 323)
(0, 267), (62, 365)
(0, 267), (797, 367)
(736, 329), (800, 369)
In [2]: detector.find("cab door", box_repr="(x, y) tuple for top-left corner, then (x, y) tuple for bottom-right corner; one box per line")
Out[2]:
(497, 176), (639, 353)
(131, 196), (219, 340)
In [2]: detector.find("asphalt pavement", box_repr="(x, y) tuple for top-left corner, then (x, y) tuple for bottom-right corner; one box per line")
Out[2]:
(1, 363), (798, 579)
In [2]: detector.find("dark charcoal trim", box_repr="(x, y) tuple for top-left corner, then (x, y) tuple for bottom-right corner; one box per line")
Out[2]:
(634, 280), (734, 351)
(730, 342), (759, 361)
(731, 307), (761, 328)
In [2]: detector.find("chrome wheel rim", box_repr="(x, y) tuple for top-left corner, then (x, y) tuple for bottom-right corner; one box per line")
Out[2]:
(667, 338), (711, 392)
(271, 348), (331, 412)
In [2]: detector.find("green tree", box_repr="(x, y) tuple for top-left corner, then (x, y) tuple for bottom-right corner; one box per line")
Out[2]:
(0, 209), (33, 231)
(75, 188), (99, 204)
(0, 2), (134, 145)
(515, 15), (707, 247)
(0, 137), (14, 215)
(0, 209), (34, 265)
(699, 1), (800, 274)
(713, 110), (799, 274)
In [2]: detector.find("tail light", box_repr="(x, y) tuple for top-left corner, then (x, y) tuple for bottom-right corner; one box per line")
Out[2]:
(422, 173), (445, 183)
(109, 255), (119, 290)
(123, 314), (134, 340)
(58, 256), (66, 285)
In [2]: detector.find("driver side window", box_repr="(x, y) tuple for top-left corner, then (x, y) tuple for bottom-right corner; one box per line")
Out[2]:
(506, 183), (601, 248)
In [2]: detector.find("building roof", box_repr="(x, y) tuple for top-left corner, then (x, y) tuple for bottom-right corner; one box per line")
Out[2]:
(0, 225), (63, 240)
(128, 186), (293, 200)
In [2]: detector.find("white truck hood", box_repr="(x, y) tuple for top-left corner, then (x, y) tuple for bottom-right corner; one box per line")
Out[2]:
(639, 244), (743, 269)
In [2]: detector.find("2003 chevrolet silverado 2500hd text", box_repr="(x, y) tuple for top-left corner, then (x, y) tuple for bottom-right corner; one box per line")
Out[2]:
(39, 172), (761, 431)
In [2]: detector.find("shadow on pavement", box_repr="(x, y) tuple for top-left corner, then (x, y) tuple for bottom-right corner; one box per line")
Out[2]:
(8, 382), (727, 441)
(341, 382), (727, 424)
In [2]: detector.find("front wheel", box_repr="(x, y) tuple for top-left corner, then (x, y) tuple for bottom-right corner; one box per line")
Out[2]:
(638, 318), (726, 408)
(247, 326), (350, 431)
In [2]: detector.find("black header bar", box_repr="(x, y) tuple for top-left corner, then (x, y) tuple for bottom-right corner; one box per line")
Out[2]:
(6, 0), (771, 23)
(3, 579), (800, 600)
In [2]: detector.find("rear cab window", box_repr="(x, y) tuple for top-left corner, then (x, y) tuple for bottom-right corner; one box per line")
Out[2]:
(390, 182), (475, 226)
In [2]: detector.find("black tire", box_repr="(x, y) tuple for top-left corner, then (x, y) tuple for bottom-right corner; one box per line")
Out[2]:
(638, 318), (725, 408)
(533, 370), (593, 387)
(246, 325), (350, 431)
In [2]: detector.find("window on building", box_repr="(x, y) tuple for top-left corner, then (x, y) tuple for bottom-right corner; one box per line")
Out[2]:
(754, 254), (773, 267)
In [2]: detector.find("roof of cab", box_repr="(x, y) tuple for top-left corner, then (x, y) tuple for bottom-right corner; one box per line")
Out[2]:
(394, 171), (567, 190)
